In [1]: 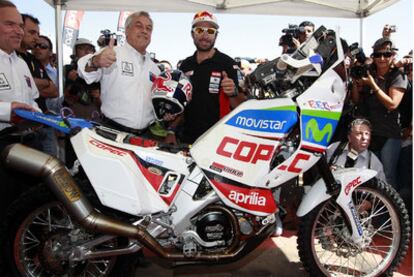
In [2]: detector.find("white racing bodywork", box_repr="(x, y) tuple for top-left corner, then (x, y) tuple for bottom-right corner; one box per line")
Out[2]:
(71, 128), (190, 215)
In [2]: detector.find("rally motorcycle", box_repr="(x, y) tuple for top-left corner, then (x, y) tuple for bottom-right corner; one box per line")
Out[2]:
(1, 27), (410, 276)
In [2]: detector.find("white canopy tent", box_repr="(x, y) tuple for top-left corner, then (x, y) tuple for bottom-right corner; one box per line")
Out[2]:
(43, 0), (400, 94)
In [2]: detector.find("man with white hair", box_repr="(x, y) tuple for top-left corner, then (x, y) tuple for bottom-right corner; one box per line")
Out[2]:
(78, 11), (160, 136)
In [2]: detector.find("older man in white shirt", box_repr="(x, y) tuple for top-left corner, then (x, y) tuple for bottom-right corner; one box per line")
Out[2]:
(78, 11), (160, 135)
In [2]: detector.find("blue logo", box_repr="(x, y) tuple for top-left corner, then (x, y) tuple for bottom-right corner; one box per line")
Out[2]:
(225, 109), (297, 134)
(301, 115), (338, 147)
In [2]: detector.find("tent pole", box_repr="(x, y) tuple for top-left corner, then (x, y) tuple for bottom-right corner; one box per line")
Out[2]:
(359, 16), (363, 47)
(54, 1), (64, 99)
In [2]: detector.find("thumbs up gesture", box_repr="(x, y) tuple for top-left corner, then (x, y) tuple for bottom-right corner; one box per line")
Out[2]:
(93, 38), (117, 68)
(221, 71), (236, 97)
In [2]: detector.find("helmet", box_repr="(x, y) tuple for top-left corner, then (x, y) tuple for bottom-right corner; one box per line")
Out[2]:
(73, 38), (95, 55)
(192, 11), (219, 29)
(151, 70), (192, 120)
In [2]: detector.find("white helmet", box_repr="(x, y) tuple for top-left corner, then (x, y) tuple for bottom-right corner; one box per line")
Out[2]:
(192, 11), (219, 29)
(73, 38), (95, 55)
(151, 70), (193, 121)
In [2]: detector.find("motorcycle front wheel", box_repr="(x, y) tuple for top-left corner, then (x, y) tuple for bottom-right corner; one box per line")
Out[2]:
(1, 185), (138, 277)
(297, 179), (411, 277)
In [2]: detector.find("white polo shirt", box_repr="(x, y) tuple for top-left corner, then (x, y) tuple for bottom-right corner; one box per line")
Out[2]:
(78, 42), (160, 130)
(0, 49), (39, 130)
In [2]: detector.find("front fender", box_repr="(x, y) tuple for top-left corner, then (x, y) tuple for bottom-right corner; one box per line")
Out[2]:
(297, 168), (378, 217)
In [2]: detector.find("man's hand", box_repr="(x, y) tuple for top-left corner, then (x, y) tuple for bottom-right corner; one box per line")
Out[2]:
(221, 71), (236, 96)
(92, 38), (117, 68)
(10, 102), (37, 123)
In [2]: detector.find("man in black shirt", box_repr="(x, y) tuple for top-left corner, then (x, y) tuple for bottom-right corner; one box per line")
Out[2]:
(170, 11), (244, 144)
(17, 14), (59, 157)
(18, 14), (58, 111)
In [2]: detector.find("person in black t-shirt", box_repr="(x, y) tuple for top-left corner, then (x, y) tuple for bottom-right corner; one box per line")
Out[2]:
(17, 13), (60, 157)
(18, 14), (58, 111)
(167, 11), (245, 144)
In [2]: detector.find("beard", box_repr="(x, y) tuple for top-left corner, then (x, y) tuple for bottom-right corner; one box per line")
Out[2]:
(194, 37), (216, 52)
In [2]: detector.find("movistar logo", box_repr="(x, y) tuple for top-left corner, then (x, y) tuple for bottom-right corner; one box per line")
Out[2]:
(305, 119), (333, 143)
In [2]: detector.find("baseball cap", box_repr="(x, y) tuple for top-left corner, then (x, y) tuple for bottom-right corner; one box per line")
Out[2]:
(192, 11), (219, 29)
(372, 37), (398, 52)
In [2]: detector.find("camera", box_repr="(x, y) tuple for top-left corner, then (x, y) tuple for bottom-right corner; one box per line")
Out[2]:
(389, 25), (397, 33)
(99, 29), (117, 47)
(279, 24), (304, 52)
(349, 42), (369, 79)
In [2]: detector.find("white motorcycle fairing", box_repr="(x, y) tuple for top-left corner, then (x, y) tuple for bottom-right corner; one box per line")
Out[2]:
(190, 68), (346, 216)
(71, 128), (190, 215)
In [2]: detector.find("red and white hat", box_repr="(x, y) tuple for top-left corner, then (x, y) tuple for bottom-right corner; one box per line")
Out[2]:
(192, 11), (219, 29)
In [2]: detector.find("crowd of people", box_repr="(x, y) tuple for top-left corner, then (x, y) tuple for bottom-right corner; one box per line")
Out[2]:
(0, 0), (412, 231)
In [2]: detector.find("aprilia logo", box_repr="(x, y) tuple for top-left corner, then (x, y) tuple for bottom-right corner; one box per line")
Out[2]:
(228, 191), (266, 206)
(345, 176), (362, 195)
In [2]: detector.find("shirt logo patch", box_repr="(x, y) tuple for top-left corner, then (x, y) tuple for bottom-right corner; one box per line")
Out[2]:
(121, 62), (134, 76)
(209, 71), (221, 94)
(24, 75), (32, 88)
(0, 73), (11, 90)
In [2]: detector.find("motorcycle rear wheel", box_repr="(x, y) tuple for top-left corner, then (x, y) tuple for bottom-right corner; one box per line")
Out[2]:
(297, 179), (410, 277)
(2, 185), (138, 277)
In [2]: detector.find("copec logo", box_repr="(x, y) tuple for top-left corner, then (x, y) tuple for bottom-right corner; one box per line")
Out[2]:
(228, 190), (266, 206)
(216, 136), (275, 164)
(225, 109), (296, 133)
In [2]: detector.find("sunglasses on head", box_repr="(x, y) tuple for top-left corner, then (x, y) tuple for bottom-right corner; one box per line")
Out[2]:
(192, 27), (217, 35)
(373, 51), (393, 58)
(35, 43), (49, 50)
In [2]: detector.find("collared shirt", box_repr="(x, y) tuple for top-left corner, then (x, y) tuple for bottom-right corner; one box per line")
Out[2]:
(44, 63), (61, 113)
(0, 49), (39, 130)
(78, 42), (160, 130)
(326, 141), (387, 181)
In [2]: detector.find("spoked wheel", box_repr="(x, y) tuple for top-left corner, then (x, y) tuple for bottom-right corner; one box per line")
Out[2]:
(2, 185), (137, 277)
(298, 179), (411, 277)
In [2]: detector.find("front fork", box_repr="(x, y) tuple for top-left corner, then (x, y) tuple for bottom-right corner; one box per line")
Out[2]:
(316, 157), (364, 245)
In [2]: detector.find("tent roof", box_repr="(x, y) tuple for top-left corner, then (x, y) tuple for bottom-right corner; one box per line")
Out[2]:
(45, 0), (399, 18)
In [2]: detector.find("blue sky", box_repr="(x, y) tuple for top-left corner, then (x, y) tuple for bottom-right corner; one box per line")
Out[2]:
(12, 0), (413, 67)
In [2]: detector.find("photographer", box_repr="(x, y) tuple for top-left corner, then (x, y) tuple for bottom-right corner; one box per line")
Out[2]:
(63, 38), (101, 119)
(351, 38), (407, 189)
(279, 21), (314, 54)
(382, 24), (396, 39)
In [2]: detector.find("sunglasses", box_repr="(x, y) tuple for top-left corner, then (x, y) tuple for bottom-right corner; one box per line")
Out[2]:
(192, 27), (217, 35)
(35, 43), (49, 50)
(373, 51), (393, 58)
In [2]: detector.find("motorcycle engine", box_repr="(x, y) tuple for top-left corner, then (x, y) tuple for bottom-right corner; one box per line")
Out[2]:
(195, 211), (233, 243)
